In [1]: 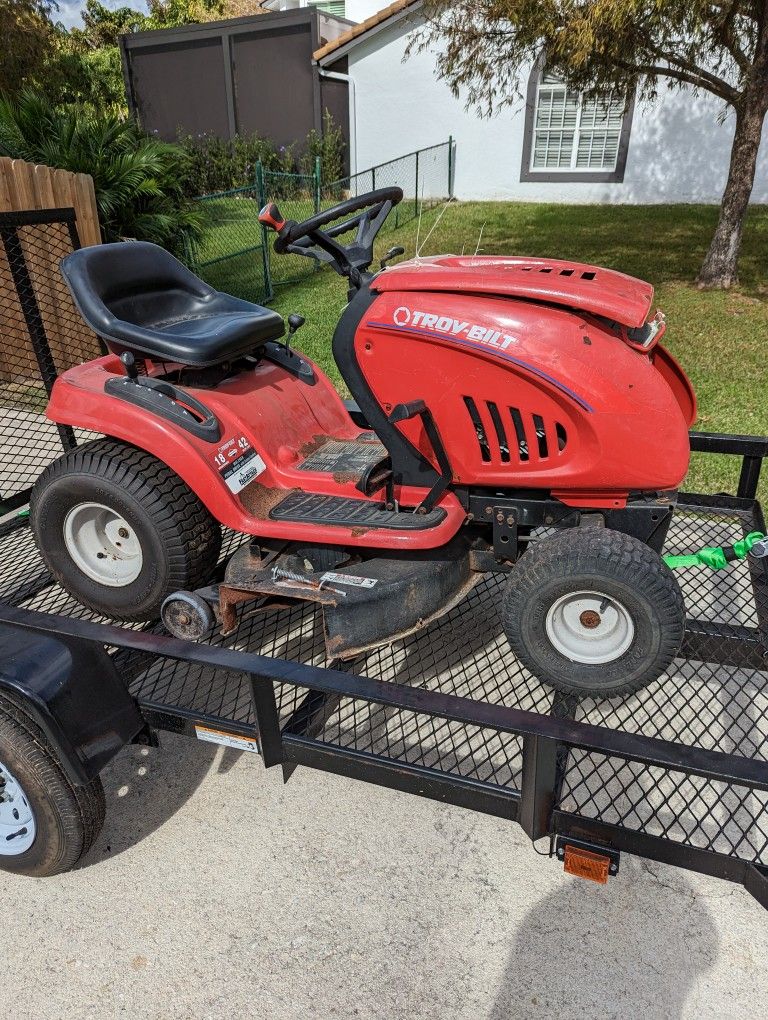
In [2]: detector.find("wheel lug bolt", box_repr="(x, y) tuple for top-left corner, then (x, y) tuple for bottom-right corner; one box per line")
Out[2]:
(118, 527), (129, 538)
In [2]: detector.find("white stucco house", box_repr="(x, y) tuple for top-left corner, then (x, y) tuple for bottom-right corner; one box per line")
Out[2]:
(300, 0), (768, 204)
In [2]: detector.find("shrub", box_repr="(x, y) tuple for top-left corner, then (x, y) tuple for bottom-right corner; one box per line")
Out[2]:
(300, 109), (346, 185)
(0, 89), (201, 255)
(179, 111), (347, 196)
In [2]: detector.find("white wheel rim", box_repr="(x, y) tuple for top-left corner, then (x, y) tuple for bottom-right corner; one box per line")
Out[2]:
(63, 502), (143, 587)
(0, 759), (36, 856)
(545, 590), (635, 665)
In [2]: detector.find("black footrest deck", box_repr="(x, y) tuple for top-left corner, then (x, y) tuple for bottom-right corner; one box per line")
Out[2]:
(269, 492), (446, 530)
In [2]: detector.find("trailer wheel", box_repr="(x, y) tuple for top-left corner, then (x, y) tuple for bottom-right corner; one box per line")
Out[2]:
(502, 528), (685, 698)
(0, 697), (105, 877)
(31, 439), (221, 622)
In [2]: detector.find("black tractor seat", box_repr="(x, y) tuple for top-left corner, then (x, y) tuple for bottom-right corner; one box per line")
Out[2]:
(61, 241), (284, 367)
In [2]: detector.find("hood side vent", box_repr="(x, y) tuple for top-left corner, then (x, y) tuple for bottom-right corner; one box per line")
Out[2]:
(463, 396), (491, 462)
(463, 400), (570, 466)
(509, 406), (529, 461)
(486, 401), (510, 462)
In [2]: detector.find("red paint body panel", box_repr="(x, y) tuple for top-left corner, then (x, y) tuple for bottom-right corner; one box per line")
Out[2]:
(651, 344), (697, 427)
(375, 256), (655, 329)
(46, 253), (695, 542)
(46, 355), (466, 549)
(358, 289), (693, 496)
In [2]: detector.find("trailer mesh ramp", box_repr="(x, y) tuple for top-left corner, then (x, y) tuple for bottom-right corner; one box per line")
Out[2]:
(1, 493), (767, 866)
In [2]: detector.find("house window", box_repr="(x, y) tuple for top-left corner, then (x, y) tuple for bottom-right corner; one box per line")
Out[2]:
(521, 62), (634, 183)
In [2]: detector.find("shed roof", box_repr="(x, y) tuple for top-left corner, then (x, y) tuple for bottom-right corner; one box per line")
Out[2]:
(313, 0), (421, 64)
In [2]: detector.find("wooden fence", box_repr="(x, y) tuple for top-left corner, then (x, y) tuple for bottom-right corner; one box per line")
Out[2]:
(0, 158), (101, 384)
(0, 157), (101, 245)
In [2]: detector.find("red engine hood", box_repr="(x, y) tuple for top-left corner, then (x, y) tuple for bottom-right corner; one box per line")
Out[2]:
(374, 256), (654, 329)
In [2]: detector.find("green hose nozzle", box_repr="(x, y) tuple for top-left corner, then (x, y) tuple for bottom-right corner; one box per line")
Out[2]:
(664, 531), (766, 570)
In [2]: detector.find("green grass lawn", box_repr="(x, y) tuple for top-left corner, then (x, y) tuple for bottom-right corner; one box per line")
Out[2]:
(214, 200), (768, 499)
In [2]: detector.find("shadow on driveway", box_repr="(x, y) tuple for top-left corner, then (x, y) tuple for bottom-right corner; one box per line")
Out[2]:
(78, 735), (247, 868)
(489, 860), (720, 1018)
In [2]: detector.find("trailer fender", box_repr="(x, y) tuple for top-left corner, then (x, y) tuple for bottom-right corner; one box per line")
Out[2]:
(0, 623), (144, 786)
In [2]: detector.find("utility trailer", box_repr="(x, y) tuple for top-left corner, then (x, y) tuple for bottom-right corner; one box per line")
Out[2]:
(1, 207), (768, 900)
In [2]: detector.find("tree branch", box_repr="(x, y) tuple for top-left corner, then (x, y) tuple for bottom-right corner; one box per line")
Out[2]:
(614, 57), (740, 103)
(707, 2), (752, 73)
(651, 48), (741, 102)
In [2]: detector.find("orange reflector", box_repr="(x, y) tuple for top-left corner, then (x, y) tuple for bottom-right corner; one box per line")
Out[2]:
(563, 844), (611, 884)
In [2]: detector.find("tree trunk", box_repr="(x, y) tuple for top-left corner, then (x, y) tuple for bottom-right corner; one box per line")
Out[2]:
(698, 89), (768, 288)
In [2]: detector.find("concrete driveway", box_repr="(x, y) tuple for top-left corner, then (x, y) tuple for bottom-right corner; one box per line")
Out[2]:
(2, 733), (766, 1020)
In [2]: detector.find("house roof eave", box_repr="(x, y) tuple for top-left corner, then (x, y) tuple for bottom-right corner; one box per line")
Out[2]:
(314, 0), (423, 67)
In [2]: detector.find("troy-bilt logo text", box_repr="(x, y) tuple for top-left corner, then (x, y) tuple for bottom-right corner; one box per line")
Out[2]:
(393, 306), (518, 350)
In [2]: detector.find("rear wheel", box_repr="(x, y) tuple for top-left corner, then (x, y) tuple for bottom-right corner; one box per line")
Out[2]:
(502, 528), (685, 698)
(0, 696), (105, 877)
(31, 439), (221, 621)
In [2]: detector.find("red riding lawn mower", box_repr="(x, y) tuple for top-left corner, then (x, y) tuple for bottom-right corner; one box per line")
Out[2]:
(31, 187), (697, 699)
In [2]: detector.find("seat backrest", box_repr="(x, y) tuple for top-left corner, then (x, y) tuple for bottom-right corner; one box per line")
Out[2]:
(61, 241), (215, 335)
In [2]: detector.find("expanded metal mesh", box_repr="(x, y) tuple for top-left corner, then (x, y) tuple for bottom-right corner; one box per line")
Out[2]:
(2, 497), (768, 857)
(0, 211), (102, 511)
(559, 753), (768, 863)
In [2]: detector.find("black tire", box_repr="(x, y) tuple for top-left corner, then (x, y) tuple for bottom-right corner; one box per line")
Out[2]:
(30, 438), (222, 621)
(502, 528), (685, 699)
(0, 695), (105, 877)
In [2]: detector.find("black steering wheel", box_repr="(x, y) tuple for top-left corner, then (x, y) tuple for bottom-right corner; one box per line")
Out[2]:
(259, 187), (403, 281)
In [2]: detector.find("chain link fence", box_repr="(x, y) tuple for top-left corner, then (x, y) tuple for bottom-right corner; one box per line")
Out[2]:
(191, 140), (454, 303)
(190, 185), (271, 305)
(324, 140), (455, 231)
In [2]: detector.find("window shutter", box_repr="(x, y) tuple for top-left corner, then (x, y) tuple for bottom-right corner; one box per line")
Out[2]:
(577, 92), (625, 169)
(309, 0), (346, 17)
(532, 82), (579, 169)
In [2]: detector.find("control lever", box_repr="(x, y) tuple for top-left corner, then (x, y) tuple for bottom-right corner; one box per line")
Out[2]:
(120, 351), (139, 380)
(380, 246), (405, 270)
(287, 313), (305, 343)
(283, 313), (306, 356)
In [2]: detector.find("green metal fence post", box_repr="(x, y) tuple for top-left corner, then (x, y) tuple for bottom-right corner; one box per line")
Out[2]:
(314, 156), (322, 214)
(255, 160), (274, 302)
(415, 148), (420, 218)
(448, 135), (455, 199)
(255, 159), (266, 207)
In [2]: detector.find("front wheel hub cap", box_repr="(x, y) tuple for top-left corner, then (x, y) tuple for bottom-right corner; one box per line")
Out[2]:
(0, 760), (36, 856)
(545, 590), (635, 665)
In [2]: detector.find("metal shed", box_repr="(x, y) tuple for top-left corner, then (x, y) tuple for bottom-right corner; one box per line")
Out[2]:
(120, 7), (351, 149)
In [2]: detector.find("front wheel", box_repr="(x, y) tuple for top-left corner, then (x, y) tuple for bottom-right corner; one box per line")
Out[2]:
(502, 528), (685, 699)
(30, 439), (222, 622)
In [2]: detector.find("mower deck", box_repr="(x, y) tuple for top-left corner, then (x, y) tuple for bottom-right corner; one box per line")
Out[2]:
(2, 478), (768, 881)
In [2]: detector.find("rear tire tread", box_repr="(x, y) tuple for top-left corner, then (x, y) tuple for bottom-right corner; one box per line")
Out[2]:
(31, 438), (222, 620)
